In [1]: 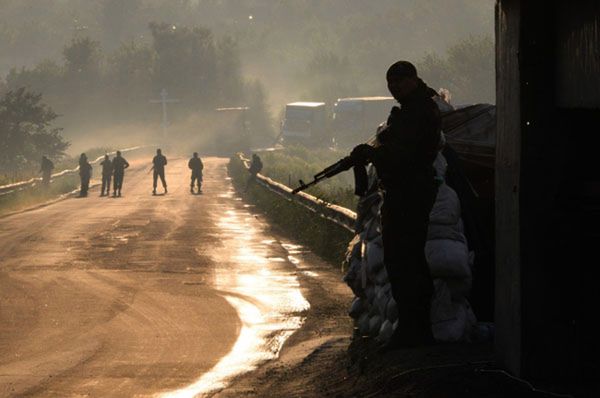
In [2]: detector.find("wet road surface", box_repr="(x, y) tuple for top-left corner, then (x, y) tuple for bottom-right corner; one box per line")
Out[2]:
(0, 157), (309, 397)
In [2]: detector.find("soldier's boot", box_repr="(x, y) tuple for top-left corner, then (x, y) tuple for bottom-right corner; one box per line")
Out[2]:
(164, 186), (167, 194)
(152, 188), (156, 195)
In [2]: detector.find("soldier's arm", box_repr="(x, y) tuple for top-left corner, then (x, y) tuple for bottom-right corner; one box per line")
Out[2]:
(124, 159), (130, 168)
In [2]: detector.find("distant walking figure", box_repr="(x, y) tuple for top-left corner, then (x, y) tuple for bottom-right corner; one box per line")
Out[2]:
(40, 155), (54, 185)
(245, 153), (263, 192)
(152, 148), (168, 195)
(188, 152), (204, 194)
(78, 153), (92, 197)
(100, 154), (113, 196)
(112, 150), (129, 197)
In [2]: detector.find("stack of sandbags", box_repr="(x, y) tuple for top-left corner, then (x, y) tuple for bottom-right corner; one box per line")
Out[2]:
(343, 153), (477, 344)
(427, 153), (477, 342)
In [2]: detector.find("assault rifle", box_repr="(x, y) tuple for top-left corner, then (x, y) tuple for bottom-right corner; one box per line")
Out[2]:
(291, 133), (380, 195)
(291, 155), (356, 194)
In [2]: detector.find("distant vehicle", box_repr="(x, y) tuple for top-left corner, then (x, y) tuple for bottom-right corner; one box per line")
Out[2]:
(332, 96), (396, 148)
(280, 102), (328, 146)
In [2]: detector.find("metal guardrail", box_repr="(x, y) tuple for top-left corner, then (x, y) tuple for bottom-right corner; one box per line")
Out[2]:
(238, 154), (357, 232)
(0, 146), (145, 197)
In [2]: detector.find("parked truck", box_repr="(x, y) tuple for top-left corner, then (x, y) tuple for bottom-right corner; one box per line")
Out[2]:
(279, 102), (329, 146)
(331, 96), (396, 148)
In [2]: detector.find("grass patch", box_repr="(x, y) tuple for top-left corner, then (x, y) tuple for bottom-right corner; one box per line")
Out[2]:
(0, 174), (79, 216)
(229, 155), (353, 266)
(256, 145), (358, 210)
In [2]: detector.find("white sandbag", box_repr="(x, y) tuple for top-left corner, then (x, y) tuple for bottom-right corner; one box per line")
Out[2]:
(445, 277), (472, 301)
(349, 297), (365, 319)
(378, 319), (394, 343)
(429, 184), (461, 225)
(369, 314), (382, 337)
(430, 279), (455, 324)
(433, 152), (448, 178)
(427, 222), (467, 243)
(365, 237), (384, 275)
(386, 297), (398, 324)
(372, 266), (389, 286)
(343, 257), (364, 297)
(425, 239), (471, 279)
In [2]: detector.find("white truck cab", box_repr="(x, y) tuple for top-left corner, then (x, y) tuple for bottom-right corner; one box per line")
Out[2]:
(280, 102), (328, 146)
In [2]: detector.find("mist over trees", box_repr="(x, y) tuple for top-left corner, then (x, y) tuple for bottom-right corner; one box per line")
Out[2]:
(0, 88), (69, 175)
(0, 0), (494, 153)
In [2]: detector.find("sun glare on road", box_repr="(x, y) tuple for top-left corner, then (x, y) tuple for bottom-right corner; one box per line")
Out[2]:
(158, 198), (310, 397)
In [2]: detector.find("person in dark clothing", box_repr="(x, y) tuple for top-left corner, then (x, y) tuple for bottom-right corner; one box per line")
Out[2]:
(40, 155), (54, 185)
(188, 152), (204, 194)
(351, 61), (442, 348)
(100, 154), (113, 197)
(245, 153), (263, 192)
(78, 153), (92, 197)
(152, 148), (167, 195)
(112, 150), (129, 197)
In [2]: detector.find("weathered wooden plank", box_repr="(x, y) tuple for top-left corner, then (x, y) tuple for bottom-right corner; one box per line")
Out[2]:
(495, 0), (522, 377)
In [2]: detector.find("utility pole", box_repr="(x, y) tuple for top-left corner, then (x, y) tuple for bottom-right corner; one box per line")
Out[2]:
(150, 88), (180, 138)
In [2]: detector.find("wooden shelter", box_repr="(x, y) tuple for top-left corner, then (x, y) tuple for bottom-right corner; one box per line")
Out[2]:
(495, 0), (600, 386)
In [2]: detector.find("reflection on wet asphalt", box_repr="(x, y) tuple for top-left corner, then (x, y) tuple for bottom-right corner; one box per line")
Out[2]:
(159, 184), (311, 397)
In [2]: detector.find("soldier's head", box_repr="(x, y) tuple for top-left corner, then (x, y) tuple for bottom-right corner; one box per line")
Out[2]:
(80, 153), (87, 160)
(116, 150), (122, 157)
(386, 61), (419, 102)
(104, 154), (109, 160)
(157, 148), (162, 155)
(193, 152), (198, 158)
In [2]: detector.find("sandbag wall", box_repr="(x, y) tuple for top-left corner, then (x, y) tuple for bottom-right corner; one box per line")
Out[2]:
(342, 152), (477, 343)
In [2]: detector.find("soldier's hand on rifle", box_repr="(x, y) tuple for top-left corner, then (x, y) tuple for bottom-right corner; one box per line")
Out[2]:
(350, 144), (374, 164)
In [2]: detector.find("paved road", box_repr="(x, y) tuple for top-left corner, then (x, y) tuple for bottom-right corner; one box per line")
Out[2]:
(0, 157), (307, 397)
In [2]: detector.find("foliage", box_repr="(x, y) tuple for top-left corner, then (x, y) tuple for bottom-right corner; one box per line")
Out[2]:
(418, 35), (495, 104)
(0, 173), (78, 216)
(257, 145), (358, 210)
(0, 88), (69, 173)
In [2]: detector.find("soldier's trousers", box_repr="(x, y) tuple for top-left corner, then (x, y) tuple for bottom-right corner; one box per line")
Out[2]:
(153, 170), (167, 189)
(80, 174), (90, 196)
(113, 172), (124, 192)
(381, 185), (438, 344)
(191, 171), (202, 189)
(101, 174), (111, 194)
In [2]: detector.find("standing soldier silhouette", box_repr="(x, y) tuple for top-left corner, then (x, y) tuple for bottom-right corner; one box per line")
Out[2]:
(112, 150), (129, 197)
(188, 152), (204, 194)
(351, 61), (442, 349)
(40, 155), (54, 185)
(152, 148), (168, 195)
(100, 154), (113, 197)
(78, 153), (92, 197)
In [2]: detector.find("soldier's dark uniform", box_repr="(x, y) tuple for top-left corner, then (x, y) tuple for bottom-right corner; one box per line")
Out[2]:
(152, 150), (167, 194)
(188, 153), (203, 193)
(100, 155), (113, 196)
(354, 64), (441, 347)
(78, 154), (92, 197)
(112, 152), (129, 197)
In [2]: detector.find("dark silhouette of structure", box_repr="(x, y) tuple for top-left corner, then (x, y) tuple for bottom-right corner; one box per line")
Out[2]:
(78, 153), (92, 197)
(495, 0), (600, 390)
(100, 154), (112, 197)
(152, 148), (167, 195)
(188, 152), (204, 194)
(351, 61), (441, 348)
(40, 155), (54, 185)
(112, 151), (129, 197)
